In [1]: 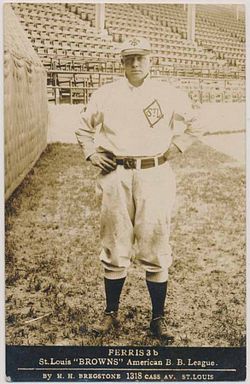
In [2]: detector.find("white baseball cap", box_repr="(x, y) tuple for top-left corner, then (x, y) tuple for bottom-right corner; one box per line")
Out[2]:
(120, 37), (151, 56)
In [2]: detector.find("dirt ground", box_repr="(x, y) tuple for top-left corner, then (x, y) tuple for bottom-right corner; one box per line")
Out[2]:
(201, 132), (245, 164)
(5, 141), (245, 347)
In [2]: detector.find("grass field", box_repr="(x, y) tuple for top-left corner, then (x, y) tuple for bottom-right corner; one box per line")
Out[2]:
(5, 141), (245, 347)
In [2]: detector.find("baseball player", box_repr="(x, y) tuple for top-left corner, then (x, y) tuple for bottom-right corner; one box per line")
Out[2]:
(76, 37), (202, 340)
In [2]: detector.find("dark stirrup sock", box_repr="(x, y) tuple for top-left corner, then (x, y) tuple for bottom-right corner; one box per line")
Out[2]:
(104, 277), (126, 313)
(146, 280), (168, 319)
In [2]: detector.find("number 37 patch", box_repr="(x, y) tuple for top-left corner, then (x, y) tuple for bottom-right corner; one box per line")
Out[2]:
(143, 99), (164, 128)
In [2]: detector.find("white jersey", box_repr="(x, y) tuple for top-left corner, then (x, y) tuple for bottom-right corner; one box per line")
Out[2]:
(76, 76), (202, 159)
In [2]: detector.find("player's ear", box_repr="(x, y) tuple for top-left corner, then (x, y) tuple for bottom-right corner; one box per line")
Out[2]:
(121, 58), (124, 66)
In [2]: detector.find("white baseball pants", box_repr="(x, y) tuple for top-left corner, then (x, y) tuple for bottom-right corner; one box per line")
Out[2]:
(96, 161), (176, 282)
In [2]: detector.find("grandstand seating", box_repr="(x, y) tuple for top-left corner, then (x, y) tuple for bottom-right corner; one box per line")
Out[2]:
(11, 3), (245, 104)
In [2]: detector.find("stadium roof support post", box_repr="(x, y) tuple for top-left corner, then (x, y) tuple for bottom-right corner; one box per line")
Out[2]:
(187, 4), (196, 43)
(236, 5), (239, 21)
(95, 3), (107, 38)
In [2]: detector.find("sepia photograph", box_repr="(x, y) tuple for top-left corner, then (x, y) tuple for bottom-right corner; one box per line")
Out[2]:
(4, 0), (246, 382)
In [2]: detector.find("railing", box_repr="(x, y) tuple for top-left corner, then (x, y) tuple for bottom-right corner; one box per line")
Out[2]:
(47, 70), (122, 104)
(46, 69), (245, 105)
(47, 84), (95, 104)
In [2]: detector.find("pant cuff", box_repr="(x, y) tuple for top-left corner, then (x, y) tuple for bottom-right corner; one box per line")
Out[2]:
(146, 269), (168, 283)
(104, 268), (127, 280)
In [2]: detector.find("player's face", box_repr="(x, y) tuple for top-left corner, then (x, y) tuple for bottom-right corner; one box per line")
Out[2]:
(122, 54), (150, 86)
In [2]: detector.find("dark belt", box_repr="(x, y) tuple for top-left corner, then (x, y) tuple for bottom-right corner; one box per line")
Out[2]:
(116, 152), (168, 170)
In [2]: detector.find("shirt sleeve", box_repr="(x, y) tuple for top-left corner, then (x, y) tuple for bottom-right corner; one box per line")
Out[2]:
(75, 90), (104, 160)
(171, 88), (203, 153)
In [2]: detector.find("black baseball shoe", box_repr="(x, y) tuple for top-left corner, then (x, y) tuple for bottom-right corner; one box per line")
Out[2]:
(150, 317), (174, 343)
(92, 311), (119, 336)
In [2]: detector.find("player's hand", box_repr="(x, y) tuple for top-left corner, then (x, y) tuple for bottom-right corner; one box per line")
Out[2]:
(89, 153), (117, 173)
(166, 144), (181, 160)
